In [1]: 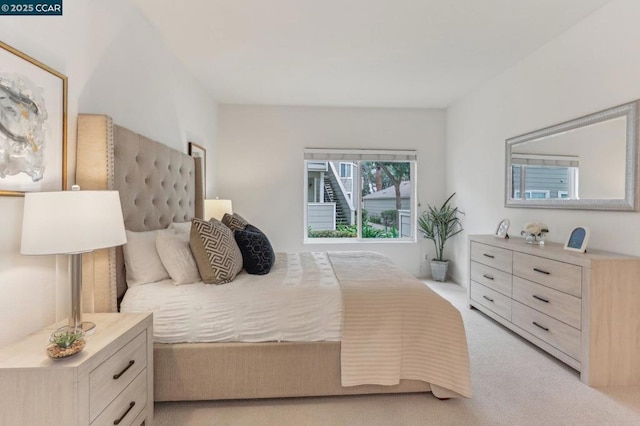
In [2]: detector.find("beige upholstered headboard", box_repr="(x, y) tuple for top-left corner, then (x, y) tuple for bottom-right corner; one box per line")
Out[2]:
(76, 114), (204, 312)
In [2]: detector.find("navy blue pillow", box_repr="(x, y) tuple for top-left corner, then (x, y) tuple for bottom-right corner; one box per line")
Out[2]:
(234, 225), (275, 275)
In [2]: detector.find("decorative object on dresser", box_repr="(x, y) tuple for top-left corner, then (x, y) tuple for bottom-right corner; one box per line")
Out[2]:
(204, 197), (233, 220)
(417, 193), (464, 281)
(495, 218), (510, 239)
(564, 226), (590, 253)
(20, 185), (127, 333)
(0, 313), (153, 426)
(0, 40), (68, 196)
(520, 222), (548, 245)
(468, 234), (640, 387)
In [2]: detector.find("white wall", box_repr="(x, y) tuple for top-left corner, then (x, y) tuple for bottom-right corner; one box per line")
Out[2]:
(217, 105), (447, 277)
(446, 0), (640, 285)
(0, 0), (217, 346)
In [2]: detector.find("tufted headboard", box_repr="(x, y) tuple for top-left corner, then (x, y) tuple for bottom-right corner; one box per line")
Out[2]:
(76, 114), (204, 312)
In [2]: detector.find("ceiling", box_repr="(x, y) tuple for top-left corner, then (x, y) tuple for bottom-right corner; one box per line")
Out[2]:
(132, 0), (612, 108)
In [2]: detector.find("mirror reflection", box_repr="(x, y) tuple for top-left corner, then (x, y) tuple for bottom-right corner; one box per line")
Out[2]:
(505, 101), (638, 210)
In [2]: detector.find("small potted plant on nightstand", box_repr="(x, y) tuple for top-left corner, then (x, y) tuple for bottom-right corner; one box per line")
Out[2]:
(418, 193), (464, 282)
(46, 327), (85, 359)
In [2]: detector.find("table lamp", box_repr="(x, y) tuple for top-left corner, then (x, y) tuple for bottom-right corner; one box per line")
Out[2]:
(204, 198), (233, 221)
(21, 185), (126, 333)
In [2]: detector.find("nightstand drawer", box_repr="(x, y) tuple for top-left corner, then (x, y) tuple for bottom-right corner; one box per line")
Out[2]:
(470, 261), (512, 296)
(471, 242), (512, 274)
(470, 281), (511, 320)
(91, 369), (147, 426)
(513, 276), (581, 329)
(513, 252), (582, 297)
(512, 301), (581, 360)
(90, 330), (147, 421)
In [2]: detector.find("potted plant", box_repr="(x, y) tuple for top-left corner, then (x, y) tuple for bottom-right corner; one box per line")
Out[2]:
(417, 193), (464, 281)
(46, 327), (85, 359)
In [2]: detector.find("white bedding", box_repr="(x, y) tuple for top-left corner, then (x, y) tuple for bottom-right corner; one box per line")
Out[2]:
(120, 252), (343, 343)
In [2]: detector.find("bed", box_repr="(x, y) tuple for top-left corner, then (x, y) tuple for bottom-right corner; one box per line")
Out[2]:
(76, 114), (472, 401)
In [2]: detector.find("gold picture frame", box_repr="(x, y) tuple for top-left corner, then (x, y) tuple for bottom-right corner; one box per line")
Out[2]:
(0, 40), (68, 196)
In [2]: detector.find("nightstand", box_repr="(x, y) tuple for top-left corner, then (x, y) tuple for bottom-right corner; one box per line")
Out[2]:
(0, 313), (153, 425)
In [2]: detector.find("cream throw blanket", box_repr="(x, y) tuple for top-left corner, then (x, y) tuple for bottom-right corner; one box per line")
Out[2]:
(329, 251), (472, 398)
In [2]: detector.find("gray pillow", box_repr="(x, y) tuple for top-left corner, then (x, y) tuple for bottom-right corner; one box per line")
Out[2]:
(190, 218), (243, 284)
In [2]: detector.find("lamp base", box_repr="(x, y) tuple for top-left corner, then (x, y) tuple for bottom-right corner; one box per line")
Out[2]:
(65, 321), (96, 336)
(80, 321), (96, 335)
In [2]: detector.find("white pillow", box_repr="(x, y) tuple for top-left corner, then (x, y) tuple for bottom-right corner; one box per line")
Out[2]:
(155, 230), (201, 285)
(122, 229), (170, 287)
(168, 221), (191, 240)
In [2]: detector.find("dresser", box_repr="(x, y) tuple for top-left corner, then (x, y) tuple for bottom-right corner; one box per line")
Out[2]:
(0, 313), (153, 425)
(468, 235), (640, 387)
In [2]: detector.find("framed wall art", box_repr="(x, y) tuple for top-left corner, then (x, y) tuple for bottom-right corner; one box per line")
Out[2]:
(0, 40), (68, 196)
(188, 141), (206, 194)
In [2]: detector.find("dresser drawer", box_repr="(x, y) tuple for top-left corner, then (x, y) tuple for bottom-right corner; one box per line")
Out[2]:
(513, 252), (582, 297)
(512, 301), (581, 360)
(470, 281), (511, 320)
(513, 276), (581, 329)
(90, 330), (147, 422)
(471, 242), (513, 274)
(91, 369), (147, 426)
(470, 261), (512, 296)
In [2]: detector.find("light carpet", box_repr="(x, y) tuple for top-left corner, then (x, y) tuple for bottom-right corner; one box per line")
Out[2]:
(154, 281), (640, 426)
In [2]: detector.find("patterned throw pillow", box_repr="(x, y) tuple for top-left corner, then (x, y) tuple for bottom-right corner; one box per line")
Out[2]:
(221, 212), (249, 232)
(190, 218), (243, 284)
(234, 224), (275, 275)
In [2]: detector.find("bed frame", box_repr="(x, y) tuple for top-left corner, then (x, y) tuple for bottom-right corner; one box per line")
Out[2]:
(76, 114), (433, 401)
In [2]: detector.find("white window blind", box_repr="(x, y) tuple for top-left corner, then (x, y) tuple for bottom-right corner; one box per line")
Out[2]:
(511, 153), (579, 168)
(304, 148), (417, 162)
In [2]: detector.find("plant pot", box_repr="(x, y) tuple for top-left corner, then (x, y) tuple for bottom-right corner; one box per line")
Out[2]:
(430, 259), (449, 282)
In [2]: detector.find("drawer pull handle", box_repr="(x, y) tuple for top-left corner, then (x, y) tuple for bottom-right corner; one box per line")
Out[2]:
(533, 268), (550, 275)
(483, 254), (495, 259)
(533, 295), (549, 303)
(482, 274), (494, 280)
(483, 295), (494, 302)
(532, 321), (549, 331)
(113, 401), (135, 425)
(113, 360), (135, 380)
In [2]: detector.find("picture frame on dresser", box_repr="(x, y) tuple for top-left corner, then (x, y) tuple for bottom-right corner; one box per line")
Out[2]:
(564, 226), (590, 253)
(495, 218), (510, 239)
(0, 40), (68, 196)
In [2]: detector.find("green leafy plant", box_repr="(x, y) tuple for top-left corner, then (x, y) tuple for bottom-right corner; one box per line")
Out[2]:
(417, 193), (464, 261)
(50, 329), (83, 349)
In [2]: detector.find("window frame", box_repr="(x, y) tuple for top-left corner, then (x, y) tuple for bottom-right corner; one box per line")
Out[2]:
(303, 152), (417, 244)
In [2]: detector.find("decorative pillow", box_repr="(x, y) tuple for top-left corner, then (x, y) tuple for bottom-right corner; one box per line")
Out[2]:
(221, 212), (249, 232)
(168, 221), (192, 240)
(155, 230), (201, 285)
(234, 224), (275, 275)
(122, 229), (170, 287)
(190, 218), (243, 284)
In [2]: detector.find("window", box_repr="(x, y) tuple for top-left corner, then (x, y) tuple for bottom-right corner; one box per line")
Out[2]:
(339, 162), (352, 178)
(510, 154), (579, 200)
(304, 149), (417, 241)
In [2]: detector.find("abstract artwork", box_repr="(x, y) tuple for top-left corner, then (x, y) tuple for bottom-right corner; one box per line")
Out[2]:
(0, 41), (67, 196)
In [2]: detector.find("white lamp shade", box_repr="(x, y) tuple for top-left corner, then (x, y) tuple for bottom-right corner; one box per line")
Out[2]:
(204, 199), (233, 221)
(21, 190), (127, 255)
